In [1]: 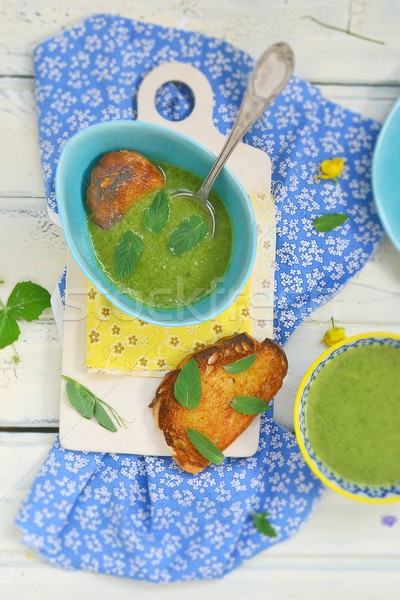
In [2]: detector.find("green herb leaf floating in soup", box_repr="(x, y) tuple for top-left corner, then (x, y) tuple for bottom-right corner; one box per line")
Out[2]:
(143, 190), (170, 233)
(169, 215), (209, 255)
(115, 230), (144, 281)
(224, 353), (258, 374)
(186, 428), (225, 464)
(174, 358), (202, 410)
(313, 213), (349, 233)
(230, 396), (271, 415)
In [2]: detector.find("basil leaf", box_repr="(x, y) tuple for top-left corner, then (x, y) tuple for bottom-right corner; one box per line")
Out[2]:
(65, 379), (95, 419)
(0, 310), (20, 350)
(7, 281), (50, 321)
(94, 402), (117, 432)
(115, 231), (143, 281)
(186, 428), (225, 464)
(313, 213), (349, 233)
(143, 190), (170, 233)
(252, 512), (278, 538)
(174, 358), (202, 410)
(168, 216), (209, 255)
(224, 353), (258, 375)
(230, 396), (271, 415)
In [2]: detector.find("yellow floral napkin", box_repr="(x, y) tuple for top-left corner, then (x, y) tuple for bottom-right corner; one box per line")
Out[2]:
(86, 193), (275, 374)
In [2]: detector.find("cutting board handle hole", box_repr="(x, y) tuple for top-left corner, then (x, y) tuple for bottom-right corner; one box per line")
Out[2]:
(154, 80), (195, 122)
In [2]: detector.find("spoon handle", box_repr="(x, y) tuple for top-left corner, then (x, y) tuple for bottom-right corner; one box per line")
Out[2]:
(199, 42), (295, 198)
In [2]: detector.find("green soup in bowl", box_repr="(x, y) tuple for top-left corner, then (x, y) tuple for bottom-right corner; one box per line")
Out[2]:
(88, 162), (233, 310)
(55, 120), (257, 327)
(295, 333), (400, 503)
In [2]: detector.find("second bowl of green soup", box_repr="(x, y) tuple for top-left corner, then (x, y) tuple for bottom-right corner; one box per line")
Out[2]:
(55, 120), (257, 326)
(295, 333), (400, 503)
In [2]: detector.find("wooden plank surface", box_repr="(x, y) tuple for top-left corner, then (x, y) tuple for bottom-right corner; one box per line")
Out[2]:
(0, 0), (399, 85)
(1, 0), (400, 595)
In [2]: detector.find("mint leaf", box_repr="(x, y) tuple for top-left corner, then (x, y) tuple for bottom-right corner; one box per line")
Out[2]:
(94, 402), (117, 432)
(7, 281), (50, 321)
(224, 353), (258, 375)
(143, 190), (170, 233)
(168, 216), (208, 255)
(65, 379), (95, 419)
(174, 358), (202, 410)
(115, 231), (143, 281)
(0, 310), (20, 350)
(252, 512), (278, 538)
(230, 396), (271, 415)
(186, 428), (225, 464)
(313, 213), (349, 233)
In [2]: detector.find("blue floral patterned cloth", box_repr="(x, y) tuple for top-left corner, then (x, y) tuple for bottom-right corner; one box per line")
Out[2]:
(16, 15), (383, 582)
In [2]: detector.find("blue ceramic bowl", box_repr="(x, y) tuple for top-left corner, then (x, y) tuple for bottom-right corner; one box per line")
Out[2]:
(55, 121), (257, 326)
(372, 99), (400, 252)
(295, 333), (400, 503)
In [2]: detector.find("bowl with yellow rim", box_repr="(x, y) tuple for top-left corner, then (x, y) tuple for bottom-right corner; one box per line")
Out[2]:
(294, 332), (400, 503)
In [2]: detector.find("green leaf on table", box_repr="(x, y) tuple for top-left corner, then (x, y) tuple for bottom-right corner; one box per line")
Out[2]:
(6, 281), (50, 321)
(0, 310), (20, 350)
(313, 213), (349, 233)
(65, 378), (96, 419)
(62, 375), (129, 431)
(252, 512), (278, 538)
(115, 231), (144, 281)
(174, 358), (202, 410)
(94, 402), (118, 432)
(224, 353), (258, 375)
(168, 216), (208, 255)
(186, 428), (225, 464)
(230, 396), (271, 415)
(143, 190), (170, 233)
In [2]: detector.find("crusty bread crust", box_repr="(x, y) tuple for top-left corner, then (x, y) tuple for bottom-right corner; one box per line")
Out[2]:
(149, 333), (288, 474)
(87, 150), (164, 228)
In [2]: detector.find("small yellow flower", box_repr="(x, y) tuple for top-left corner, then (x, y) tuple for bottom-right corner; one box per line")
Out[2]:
(110, 323), (121, 336)
(88, 329), (100, 344)
(112, 342), (125, 355)
(321, 318), (346, 347)
(193, 341), (205, 352)
(315, 157), (345, 184)
(127, 334), (138, 346)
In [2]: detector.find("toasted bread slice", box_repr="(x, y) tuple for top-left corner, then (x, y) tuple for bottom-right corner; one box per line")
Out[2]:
(87, 150), (164, 228)
(149, 333), (288, 474)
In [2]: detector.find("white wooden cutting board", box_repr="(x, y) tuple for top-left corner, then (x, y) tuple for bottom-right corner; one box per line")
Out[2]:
(59, 61), (273, 456)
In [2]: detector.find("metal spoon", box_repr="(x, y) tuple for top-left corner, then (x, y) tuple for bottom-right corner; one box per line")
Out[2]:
(173, 42), (295, 235)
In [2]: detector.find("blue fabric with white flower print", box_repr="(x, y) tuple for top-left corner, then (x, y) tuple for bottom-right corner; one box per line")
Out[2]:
(16, 15), (383, 582)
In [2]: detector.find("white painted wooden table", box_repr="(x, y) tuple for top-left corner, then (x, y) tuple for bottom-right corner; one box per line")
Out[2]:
(1, 1), (400, 597)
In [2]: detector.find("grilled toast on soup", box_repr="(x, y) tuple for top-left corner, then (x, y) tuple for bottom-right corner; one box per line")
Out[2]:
(149, 333), (288, 474)
(87, 150), (164, 228)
